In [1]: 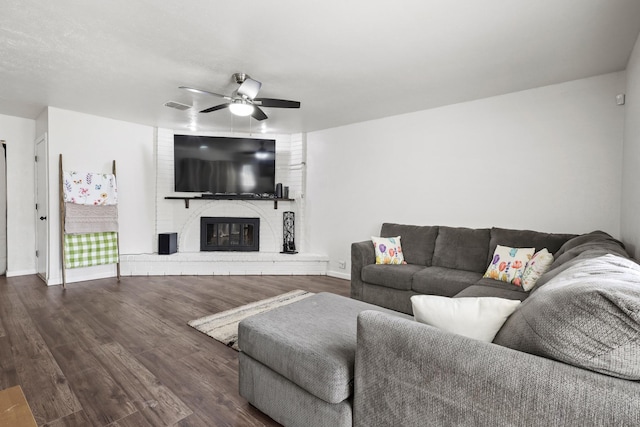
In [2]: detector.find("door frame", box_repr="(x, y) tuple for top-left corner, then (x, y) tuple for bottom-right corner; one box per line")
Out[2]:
(0, 141), (6, 275)
(35, 133), (49, 283)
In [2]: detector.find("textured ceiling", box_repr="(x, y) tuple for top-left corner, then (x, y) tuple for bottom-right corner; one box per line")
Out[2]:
(1, 0), (639, 134)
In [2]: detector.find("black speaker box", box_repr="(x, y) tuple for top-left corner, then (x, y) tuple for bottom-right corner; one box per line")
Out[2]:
(159, 232), (177, 255)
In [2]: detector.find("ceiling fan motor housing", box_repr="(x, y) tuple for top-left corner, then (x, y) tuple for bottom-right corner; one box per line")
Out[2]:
(233, 73), (248, 84)
(236, 76), (262, 100)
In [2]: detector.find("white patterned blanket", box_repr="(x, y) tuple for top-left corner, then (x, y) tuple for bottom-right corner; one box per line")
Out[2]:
(63, 171), (118, 205)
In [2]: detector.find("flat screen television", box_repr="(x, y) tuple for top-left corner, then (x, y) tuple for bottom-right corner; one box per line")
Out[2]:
(174, 135), (276, 195)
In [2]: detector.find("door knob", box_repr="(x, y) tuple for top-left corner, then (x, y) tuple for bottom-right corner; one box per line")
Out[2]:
(39, 216), (47, 220)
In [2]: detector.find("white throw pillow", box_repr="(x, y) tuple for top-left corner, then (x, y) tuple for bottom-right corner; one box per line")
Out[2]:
(521, 248), (554, 291)
(411, 295), (521, 342)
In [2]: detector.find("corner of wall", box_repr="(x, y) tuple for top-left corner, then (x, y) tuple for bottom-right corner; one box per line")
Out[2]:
(620, 31), (640, 260)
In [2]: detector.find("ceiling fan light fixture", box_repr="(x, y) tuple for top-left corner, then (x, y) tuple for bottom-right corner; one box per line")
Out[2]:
(229, 100), (254, 116)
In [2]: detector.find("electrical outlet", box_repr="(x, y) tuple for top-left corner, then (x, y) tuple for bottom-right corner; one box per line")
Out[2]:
(338, 260), (346, 269)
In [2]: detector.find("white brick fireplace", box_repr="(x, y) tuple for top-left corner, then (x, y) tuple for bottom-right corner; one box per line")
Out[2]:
(120, 129), (328, 276)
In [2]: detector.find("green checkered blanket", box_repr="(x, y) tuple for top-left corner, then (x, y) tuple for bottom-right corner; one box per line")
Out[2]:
(64, 232), (119, 269)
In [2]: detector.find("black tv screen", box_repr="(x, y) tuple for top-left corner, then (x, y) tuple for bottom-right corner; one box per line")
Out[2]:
(174, 135), (276, 194)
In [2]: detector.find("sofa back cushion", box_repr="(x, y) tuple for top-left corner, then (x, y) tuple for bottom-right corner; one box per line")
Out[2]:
(551, 230), (628, 269)
(381, 223), (439, 266)
(488, 227), (576, 266)
(528, 232), (629, 292)
(431, 226), (490, 273)
(493, 254), (640, 380)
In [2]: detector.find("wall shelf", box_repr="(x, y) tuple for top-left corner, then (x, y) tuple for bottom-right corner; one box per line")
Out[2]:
(164, 195), (294, 209)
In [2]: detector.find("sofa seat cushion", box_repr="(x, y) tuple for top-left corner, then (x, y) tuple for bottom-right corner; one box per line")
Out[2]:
(494, 254), (640, 380)
(454, 278), (529, 301)
(361, 284), (417, 315)
(381, 223), (439, 266)
(411, 267), (483, 296)
(432, 226), (491, 273)
(238, 292), (410, 404)
(361, 264), (424, 291)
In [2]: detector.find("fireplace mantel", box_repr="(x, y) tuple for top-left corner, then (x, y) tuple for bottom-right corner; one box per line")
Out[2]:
(165, 195), (294, 209)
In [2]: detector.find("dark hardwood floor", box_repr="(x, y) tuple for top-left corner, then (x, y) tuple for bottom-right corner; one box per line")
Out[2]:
(0, 274), (350, 426)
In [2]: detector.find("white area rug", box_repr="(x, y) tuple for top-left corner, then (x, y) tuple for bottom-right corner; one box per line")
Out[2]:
(188, 289), (314, 350)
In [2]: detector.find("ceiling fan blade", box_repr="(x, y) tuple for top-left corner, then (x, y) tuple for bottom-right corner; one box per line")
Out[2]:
(180, 86), (232, 100)
(251, 106), (268, 121)
(200, 103), (230, 113)
(254, 98), (301, 108)
(237, 78), (262, 100)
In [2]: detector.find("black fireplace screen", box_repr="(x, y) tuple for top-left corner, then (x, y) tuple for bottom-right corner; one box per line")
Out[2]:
(200, 217), (260, 251)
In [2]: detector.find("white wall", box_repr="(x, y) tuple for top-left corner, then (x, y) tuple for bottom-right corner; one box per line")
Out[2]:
(0, 113), (37, 276)
(621, 32), (640, 259)
(307, 72), (626, 278)
(47, 107), (155, 284)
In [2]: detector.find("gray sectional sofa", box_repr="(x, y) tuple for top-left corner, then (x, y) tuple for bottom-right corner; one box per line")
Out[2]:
(352, 223), (581, 313)
(238, 223), (640, 426)
(350, 223), (639, 425)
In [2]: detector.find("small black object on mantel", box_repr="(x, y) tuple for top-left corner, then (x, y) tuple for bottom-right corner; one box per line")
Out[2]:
(275, 183), (283, 198)
(281, 211), (298, 254)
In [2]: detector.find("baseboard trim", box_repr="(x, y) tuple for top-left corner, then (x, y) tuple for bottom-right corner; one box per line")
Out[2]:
(47, 269), (118, 286)
(327, 270), (350, 280)
(6, 268), (37, 277)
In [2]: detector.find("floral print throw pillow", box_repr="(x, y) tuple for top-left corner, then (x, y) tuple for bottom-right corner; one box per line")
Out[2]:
(483, 245), (535, 286)
(371, 236), (406, 265)
(521, 248), (554, 291)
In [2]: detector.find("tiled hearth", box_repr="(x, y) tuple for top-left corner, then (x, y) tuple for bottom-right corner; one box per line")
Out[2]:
(119, 252), (328, 276)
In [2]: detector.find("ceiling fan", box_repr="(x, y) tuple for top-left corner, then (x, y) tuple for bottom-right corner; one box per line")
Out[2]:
(180, 73), (301, 121)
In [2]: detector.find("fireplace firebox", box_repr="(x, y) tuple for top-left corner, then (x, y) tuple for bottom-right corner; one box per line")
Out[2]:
(200, 217), (260, 252)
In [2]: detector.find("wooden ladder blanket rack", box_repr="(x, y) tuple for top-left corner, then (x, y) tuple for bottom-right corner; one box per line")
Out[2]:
(59, 154), (121, 288)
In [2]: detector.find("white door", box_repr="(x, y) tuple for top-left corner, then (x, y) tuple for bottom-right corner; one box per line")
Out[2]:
(35, 134), (48, 283)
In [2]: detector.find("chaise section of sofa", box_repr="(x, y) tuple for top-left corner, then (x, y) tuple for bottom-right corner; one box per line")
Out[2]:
(354, 310), (640, 426)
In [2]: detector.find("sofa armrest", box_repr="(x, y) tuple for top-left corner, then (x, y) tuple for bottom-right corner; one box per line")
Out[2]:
(350, 240), (375, 300)
(354, 311), (640, 427)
